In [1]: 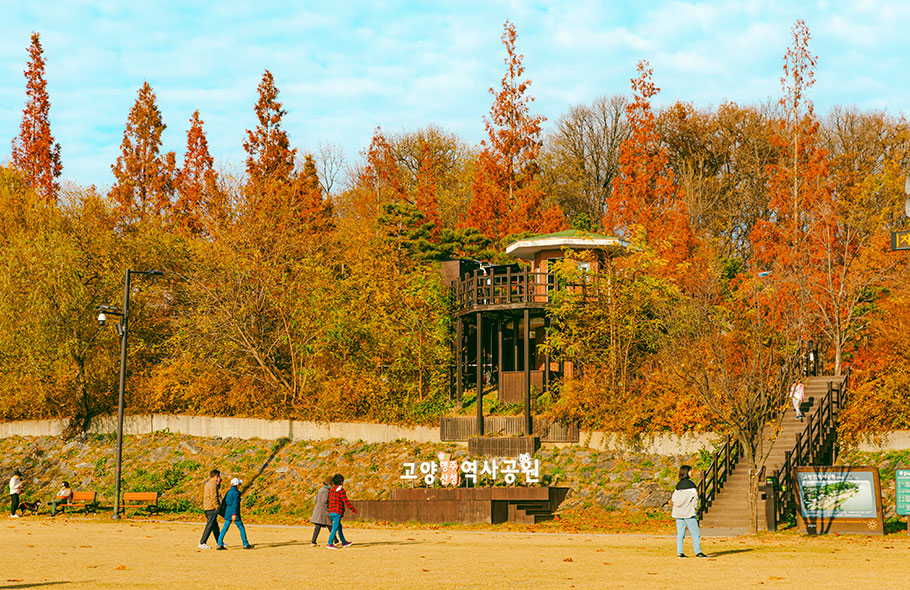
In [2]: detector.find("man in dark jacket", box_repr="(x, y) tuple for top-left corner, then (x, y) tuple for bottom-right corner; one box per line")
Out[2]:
(198, 469), (221, 549)
(216, 478), (253, 550)
(310, 477), (332, 546)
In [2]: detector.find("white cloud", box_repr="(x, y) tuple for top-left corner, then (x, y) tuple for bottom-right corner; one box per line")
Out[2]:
(3, 0), (910, 187)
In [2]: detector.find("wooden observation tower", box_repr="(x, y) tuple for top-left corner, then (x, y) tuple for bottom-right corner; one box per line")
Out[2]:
(447, 230), (628, 438)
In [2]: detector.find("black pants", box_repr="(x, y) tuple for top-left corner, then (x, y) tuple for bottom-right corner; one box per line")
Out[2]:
(10, 494), (19, 516)
(311, 524), (329, 544)
(200, 509), (221, 544)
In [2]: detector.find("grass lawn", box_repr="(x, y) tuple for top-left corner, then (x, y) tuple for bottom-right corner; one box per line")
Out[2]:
(2, 515), (909, 589)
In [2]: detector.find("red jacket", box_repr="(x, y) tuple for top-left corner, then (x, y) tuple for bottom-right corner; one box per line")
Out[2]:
(327, 485), (356, 516)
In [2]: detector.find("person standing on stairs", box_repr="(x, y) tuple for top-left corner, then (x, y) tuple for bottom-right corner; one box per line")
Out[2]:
(671, 465), (708, 558)
(789, 379), (805, 421)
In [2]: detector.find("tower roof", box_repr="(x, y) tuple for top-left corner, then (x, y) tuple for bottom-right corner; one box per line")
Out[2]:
(505, 230), (630, 260)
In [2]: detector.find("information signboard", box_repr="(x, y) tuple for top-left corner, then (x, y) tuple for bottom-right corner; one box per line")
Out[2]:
(795, 466), (883, 535)
(896, 469), (910, 516)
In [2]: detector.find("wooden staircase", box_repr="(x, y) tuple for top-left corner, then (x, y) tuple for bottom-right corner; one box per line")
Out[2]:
(700, 375), (847, 532)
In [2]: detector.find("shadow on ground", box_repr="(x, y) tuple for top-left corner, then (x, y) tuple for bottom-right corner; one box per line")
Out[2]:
(0, 582), (76, 589)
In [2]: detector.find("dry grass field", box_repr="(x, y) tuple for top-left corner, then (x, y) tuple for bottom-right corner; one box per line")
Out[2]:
(2, 516), (909, 589)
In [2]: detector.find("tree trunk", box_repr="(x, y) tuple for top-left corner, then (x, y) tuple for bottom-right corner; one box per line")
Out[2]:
(748, 469), (761, 535)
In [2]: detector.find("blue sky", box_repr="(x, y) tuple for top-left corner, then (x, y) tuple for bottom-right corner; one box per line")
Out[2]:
(2, 0), (909, 189)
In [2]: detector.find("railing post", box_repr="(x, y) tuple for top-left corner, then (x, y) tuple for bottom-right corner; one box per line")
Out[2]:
(506, 267), (512, 304)
(725, 435), (731, 475)
(807, 413), (814, 464)
(712, 451), (718, 492)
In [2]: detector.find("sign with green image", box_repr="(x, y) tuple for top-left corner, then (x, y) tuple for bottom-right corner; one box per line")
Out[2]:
(897, 469), (910, 516)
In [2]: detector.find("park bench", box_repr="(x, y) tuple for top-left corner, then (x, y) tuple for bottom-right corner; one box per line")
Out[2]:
(120, 491), (160, 515)
(57, 491), (98, 514)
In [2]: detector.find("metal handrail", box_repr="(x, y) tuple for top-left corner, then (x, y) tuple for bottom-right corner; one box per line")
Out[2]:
(696, 434), (742, 517)
(771, 370), (850, 524)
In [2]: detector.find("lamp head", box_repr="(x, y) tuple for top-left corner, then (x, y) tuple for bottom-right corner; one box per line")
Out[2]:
(97, 312), (107, 327)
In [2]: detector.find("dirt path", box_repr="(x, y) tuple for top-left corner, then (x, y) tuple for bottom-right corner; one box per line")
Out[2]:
(2, 517), (909, 589)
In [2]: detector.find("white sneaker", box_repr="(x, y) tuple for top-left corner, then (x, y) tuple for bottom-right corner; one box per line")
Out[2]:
(198, 543), (210, 549)
(10, 514), (19, 518)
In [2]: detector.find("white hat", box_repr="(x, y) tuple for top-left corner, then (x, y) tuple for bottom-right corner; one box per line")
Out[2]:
(230, 478), (242, 486)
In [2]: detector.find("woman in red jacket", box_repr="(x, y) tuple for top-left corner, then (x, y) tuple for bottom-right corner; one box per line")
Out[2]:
(326, 473), (357, 549)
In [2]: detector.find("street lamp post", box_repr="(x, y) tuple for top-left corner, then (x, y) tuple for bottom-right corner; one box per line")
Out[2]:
(96, 269), (162, 519)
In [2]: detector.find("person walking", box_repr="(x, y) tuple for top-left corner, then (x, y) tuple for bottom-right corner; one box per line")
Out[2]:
(326, 473), (357, 549)
(216, 478), (253, 550)
(9, 469), (21, 518)
(198, 469), (222, 549)
(671, 465), (707, 558)
(51, 481), (73, 516)
(310, 477), (332, 547)
(789, 379), (806, 421)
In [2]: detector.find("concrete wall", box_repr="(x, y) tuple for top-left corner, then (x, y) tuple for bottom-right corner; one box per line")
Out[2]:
(0, 418), (66, 438)
(4, 414), (910, 454)
(3, 414), (440, 445)
(573, 430), (719, 455)
(856, 432), (910, 453)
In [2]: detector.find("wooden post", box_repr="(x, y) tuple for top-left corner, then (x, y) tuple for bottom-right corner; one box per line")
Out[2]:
(544, 315), (550, 394)
(456, 316), (463, 406)
(513, 318), (519, 371)
(523, 268), (529, 303)
(476, 311), (484, 436)
(496, 317), (503, 389)
(523, 308), (531, 435)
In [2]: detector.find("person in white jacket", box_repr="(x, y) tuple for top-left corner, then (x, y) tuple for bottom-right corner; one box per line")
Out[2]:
(671, 465), (707, 558)
(9, 469), (22, 518)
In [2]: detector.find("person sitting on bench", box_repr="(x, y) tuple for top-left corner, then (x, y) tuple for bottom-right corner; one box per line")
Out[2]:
(51, 482), (73, 516)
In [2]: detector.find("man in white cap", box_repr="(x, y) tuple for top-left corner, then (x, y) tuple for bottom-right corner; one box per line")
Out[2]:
(215, 478), (253, 550)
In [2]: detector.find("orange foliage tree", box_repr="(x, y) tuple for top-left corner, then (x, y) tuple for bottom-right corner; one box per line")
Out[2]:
(10, 32), (62, 205)
(175, 110), (223, 235)
(293, 153), (334, 232)
(604, 61), (695, 272)
(414, 141), (442, 235)
(110, 82), (177, 225)
(244, 69), (296, 187)
(749, 19), (893, 374)
(467, 21), (564, 238)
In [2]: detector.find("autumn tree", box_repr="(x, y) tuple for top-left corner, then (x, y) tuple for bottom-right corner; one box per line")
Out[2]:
(293, 153), (334, 232)
(467, 21), (563, 237)
(10, 32), (62, 204)
(413, 141), (442, 234)
(110, 82), (177, 225)
(243, 69), (296, 187)
(604, 61), (695, 271)
(387, 126), (472, 229)
(659, 101), (779, 262)
(336, 127), (410, 226)
(542, 95), (629, 224)
(543, 248), (712, 435)
(174, 110), (223, 234)
(663, 265), (799, 534)
(749, 19), (887, 375)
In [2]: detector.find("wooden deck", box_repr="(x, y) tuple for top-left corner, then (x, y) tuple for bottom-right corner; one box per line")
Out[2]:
(454, 268), (593, 315)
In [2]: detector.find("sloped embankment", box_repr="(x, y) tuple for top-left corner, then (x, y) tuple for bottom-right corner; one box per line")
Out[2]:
(0, 432), (697, 529)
